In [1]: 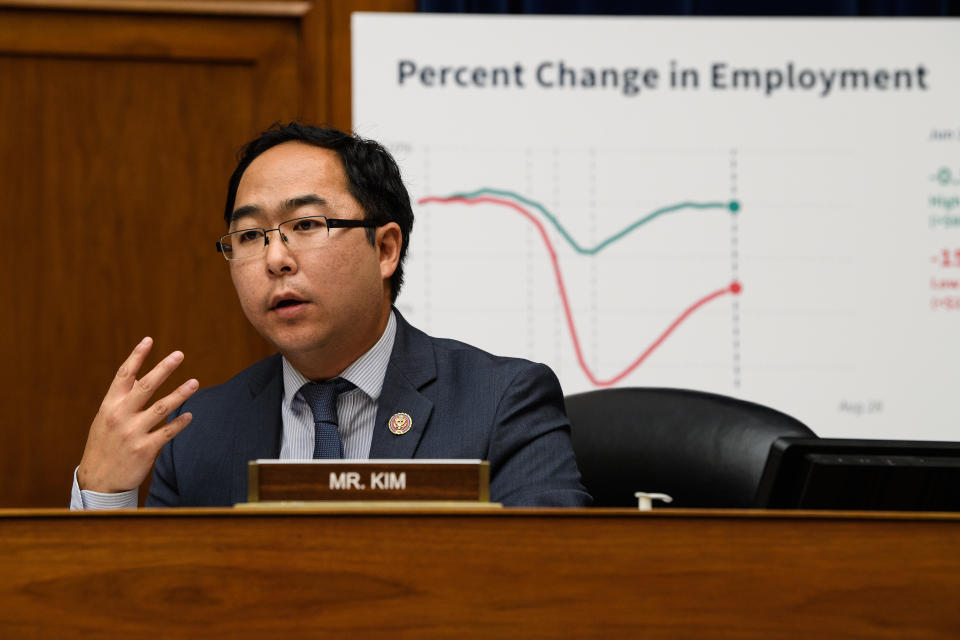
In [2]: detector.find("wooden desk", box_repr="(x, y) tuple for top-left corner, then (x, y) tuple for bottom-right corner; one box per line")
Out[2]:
(1, 508), (957, 638)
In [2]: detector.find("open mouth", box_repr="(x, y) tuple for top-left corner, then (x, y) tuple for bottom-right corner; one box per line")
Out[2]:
(270, 296), (308, 311)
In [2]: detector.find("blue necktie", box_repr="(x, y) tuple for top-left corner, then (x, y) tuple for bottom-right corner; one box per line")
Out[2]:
(299, 378), (356, 459)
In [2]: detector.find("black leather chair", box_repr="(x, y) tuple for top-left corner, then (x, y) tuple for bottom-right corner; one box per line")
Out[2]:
(564, 388), (816, 508)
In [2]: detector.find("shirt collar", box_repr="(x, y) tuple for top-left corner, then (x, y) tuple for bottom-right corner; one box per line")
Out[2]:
(281, 310), (397, 409)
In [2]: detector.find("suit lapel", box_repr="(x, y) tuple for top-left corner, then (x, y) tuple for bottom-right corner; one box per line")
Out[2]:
(229, 354), (284, 504)
(223, 311), (434, 487)
(369, 311), (436, 459)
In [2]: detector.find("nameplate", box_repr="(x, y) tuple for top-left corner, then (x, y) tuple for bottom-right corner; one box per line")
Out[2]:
(247, 460), (490, 503)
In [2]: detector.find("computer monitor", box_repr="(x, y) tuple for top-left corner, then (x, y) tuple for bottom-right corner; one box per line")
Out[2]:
(754, 438), (960, 511)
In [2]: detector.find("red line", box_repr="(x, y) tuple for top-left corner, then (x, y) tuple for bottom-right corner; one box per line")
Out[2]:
(418, 195), (742, 387)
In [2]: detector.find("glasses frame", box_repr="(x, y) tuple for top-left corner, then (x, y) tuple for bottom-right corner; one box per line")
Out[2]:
(215, 215), (381, 261)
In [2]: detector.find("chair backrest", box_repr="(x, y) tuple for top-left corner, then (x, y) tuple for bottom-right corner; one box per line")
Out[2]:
(564, 388), (816, 508)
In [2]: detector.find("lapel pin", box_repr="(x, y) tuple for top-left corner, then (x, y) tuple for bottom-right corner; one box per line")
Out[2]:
(388, 412), (412, 435)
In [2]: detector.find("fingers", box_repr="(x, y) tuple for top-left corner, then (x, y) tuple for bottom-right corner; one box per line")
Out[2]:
(81, 339), (198, 494)
(148, 411), (194, 450)
(108, 336), (154, 396)
(143, 378), (200, 427)
(125, 349), (188, 409)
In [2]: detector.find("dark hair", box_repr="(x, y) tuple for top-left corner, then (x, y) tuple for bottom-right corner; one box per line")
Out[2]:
(224, 122), (414, 303)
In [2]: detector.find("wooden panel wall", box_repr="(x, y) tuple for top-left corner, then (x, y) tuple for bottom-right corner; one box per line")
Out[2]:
(0, 0), (415, 507)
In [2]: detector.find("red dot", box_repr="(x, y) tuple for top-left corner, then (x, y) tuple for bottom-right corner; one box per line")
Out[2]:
(730, 281), (742, 294)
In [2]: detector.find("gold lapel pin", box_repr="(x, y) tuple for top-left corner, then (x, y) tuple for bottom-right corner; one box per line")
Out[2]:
(388, 412), (413, 435)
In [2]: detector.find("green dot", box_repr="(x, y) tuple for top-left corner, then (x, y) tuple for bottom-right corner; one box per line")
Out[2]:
(728, 200), (740, 212)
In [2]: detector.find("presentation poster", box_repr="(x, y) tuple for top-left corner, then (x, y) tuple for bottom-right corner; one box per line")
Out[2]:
(353, 15), (960, 440)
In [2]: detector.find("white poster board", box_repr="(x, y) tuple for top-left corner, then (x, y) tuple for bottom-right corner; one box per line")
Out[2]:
(354, 15), (960, 439)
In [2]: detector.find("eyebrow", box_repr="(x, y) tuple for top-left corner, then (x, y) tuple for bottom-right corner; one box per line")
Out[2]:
(229, 205), (260, 225)
(229, 194), (331, 226)
(283, 194), (330, 212)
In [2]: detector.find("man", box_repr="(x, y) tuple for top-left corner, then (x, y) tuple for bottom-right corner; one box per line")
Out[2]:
(72, 123), (590, 508)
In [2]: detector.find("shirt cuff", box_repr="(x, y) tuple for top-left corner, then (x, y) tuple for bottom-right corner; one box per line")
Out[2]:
(70, 466), (139, 510)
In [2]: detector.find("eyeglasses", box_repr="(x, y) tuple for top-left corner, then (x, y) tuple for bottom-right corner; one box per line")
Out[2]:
(216, 216), (381, 261)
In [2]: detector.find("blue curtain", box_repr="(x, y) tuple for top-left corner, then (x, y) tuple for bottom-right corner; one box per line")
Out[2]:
(419, 0), (955, 15)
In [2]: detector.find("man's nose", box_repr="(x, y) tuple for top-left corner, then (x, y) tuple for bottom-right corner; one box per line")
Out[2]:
(264, 228), (297, 275)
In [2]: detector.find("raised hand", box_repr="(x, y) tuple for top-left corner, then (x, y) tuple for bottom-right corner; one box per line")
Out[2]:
(77, 337), (199, 494)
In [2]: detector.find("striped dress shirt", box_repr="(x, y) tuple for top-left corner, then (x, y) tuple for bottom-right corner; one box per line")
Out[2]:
(279, 310), (395, 460)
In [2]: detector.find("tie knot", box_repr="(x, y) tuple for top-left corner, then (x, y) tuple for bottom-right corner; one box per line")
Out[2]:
(299, 377), (355, 425)
(300, 377), (356, 459)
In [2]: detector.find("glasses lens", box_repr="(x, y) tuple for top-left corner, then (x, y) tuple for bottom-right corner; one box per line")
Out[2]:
(278, 216), (329, 251)
(221, 228), (265, 260)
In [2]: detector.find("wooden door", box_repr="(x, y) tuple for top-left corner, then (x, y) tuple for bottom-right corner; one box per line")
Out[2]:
(0, 1), (301, 506)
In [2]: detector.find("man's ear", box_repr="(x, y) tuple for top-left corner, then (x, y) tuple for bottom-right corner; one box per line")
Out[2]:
(377, 222), (402, 280)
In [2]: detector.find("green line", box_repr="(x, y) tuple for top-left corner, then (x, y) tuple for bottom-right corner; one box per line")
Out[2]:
(448, 188), (734, 255)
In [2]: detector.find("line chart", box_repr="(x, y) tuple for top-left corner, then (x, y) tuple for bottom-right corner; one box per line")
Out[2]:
(357, 15), (960, 438)
(439, 188), (738, 254)
(419, 193), (742, 386)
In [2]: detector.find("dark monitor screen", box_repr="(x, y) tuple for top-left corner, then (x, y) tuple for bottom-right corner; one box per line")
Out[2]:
(754, 438), (960, 511)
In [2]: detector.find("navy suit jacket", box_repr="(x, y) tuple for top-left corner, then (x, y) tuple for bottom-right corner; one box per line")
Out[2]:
(148, 312), (591, 507)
